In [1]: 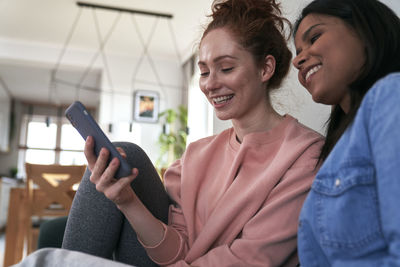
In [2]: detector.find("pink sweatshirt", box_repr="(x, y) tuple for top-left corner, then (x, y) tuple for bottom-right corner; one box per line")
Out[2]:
(143, 115), (324, 266)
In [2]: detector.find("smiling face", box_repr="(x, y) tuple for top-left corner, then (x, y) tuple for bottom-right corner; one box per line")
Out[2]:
(293, 14), (366, 112)
(198, 28), (274, 122)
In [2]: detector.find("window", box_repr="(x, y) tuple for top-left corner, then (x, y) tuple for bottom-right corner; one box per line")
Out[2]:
(18, 114), (86, 178)
(25, 120), (57, 164)
(59, 123), (86, 165)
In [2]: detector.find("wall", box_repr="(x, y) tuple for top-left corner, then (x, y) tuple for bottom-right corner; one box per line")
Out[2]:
(0, 38), (184, 173)
(0, 82), (10, 153)
(97, 53), (184, 163)
(0, 101), (22, 177)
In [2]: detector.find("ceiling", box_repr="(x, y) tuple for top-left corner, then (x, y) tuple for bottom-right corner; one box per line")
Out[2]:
(0, 0), (213, 106)
(1, 0), (399, 107)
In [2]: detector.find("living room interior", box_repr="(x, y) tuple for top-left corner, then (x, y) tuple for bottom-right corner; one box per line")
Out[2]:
(0, 0), (399, 266)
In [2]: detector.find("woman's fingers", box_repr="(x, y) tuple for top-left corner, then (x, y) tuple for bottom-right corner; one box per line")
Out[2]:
(105, 175), (134, 199)
(116, 147), (127, 159)
(85, 141), (139, 205)
(95, 167), (138, 205)
(84, 136), (97, 170)
(95, 157), (119, 190)
(90, 148), (110, 184)
(103, 169), (138, 205)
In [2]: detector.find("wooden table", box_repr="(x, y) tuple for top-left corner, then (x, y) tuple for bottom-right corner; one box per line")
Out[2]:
(3, 188), (27, 267)
(3, 188), (76, 267)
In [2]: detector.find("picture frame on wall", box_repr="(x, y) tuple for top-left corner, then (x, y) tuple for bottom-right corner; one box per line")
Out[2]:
(133, 90), (159, 123)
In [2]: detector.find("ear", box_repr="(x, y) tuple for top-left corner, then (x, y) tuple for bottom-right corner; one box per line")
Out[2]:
(261, 55), (276, 83)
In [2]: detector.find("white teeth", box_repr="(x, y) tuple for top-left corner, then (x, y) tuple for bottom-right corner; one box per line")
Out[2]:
(213, 95), (233, 104)
(305, 65), (322, 82)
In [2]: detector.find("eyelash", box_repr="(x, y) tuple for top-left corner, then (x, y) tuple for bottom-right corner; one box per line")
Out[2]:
(200, 67), (234, 77)
(222, 67), (234, 73)
(310, 33), (321, 44)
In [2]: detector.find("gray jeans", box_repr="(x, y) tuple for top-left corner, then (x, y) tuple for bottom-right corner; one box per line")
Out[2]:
(61, 142), (170, 266)
(13, 248), (136, 267)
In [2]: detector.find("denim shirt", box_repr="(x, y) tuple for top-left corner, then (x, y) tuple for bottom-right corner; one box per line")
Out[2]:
(298, 73), (400, 267)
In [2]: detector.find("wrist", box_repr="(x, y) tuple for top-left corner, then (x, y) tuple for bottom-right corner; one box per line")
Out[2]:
(116, 193), (138, 212)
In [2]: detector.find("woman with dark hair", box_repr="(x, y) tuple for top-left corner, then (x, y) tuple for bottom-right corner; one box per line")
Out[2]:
(292, 0), (400, 265)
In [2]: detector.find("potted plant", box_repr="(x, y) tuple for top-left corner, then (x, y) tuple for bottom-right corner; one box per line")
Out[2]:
(9, 167), (18, 178)
(156, 105), (188, 177)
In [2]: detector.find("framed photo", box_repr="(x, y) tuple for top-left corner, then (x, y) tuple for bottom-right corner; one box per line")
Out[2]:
(133, 90), (159, 123)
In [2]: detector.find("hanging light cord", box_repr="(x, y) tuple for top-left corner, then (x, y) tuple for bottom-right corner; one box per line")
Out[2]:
(91, 9), (122, 131)
(167, 20), (190, 100)
(50, 3), (188, 109)
(50, 8), (82, 104)
(76, 10), (122, 96)
(92, 9), (121, 92)
(0, 76), (12, 98)
(51, 8), (83, 81)
(130, 15), (163, 94)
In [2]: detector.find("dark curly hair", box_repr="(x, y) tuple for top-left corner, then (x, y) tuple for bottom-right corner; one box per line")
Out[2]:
(202, 0), (292, 90)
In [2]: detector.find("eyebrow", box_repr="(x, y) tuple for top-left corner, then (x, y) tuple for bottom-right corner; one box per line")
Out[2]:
(198, 55), (237, 66)
(302, 23), (324, 42)
(296, 23), (324, 55)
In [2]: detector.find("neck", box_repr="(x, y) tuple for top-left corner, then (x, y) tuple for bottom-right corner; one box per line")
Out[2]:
(232, 105), (283, 143)
(339, 92), (351, 114)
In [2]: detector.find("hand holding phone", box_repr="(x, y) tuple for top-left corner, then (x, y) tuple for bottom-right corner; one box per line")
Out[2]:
(65, 101), (132, 178)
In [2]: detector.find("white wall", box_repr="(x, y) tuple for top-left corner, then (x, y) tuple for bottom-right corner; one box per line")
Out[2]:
(0, 38), (184, 165)
(0, 83), (10, 152)
(97, 53), (184, 163)
(381, 0), (400, 15)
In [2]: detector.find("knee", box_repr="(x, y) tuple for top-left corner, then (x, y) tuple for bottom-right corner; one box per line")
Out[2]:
(112, 142), (151, 167)
(112, 142), (145, 156)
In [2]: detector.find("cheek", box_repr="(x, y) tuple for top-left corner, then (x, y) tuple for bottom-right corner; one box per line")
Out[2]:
(231, 72), (252, 90)
(199, 79), (207, 94)
(346, 56), (365, 83)
(335, 40), (365, 84)
(297, 71), (305, 87)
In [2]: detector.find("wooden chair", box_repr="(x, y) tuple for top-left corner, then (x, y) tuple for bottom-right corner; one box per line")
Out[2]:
(23, 163), (86, 254)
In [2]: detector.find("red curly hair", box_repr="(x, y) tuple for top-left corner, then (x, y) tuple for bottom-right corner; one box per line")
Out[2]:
(202, 0), (292, 89)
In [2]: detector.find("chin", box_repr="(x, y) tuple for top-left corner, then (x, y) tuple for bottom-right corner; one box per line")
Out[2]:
(216, 115), (231, 121)
(215, 111), (232, 121)
(311, 94), (327, 105)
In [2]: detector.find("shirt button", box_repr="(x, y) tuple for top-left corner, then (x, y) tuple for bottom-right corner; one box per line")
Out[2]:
(335, 178), (341, 187)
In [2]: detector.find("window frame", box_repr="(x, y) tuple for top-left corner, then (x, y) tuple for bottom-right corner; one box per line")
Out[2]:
(17, 111), (88, 178)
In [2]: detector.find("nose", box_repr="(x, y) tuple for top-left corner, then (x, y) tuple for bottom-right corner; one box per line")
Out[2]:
(293, 52), (307, 70)
(203, 72), (221, 92)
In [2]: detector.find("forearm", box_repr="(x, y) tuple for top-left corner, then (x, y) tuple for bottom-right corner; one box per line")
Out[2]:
(119, 197), (186, 265)
(117, 194), (165, 247)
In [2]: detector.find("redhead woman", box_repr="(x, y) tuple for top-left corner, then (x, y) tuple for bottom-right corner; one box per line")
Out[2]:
(15, 1), (324, 266)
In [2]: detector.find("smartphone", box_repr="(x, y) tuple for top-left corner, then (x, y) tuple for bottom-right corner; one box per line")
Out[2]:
(65, 101), (132, 178)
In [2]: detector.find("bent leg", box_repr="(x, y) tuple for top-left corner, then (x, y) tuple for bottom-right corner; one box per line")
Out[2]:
(62, 142), (170, 266)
